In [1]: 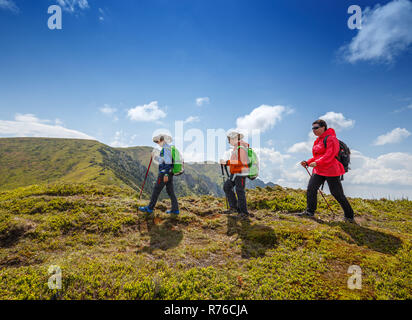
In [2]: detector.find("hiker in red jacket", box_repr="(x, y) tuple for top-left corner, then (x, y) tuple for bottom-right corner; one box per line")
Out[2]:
(220, 131), (250, 219)
(299, 119), (355, 223)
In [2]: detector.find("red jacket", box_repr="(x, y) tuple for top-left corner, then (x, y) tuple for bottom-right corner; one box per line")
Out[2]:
(307, 128), (345, 177)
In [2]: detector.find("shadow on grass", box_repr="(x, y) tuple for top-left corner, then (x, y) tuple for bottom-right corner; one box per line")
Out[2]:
(311, 217), (403, 255)
(0, 226), (27, 248)
(137, 215), (183, 253)
(227, 216), (278, 258)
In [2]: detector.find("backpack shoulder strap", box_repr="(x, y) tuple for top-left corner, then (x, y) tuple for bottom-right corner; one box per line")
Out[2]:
(169, 145), (175, 164)
(323, 135), (329, 149)
(236, 145), (250, 166)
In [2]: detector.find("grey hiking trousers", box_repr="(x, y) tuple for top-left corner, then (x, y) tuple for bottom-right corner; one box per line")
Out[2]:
(148, 173), (179, 211)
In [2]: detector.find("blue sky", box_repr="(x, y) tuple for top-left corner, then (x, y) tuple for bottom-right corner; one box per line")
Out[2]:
(1, 0), (412, 198)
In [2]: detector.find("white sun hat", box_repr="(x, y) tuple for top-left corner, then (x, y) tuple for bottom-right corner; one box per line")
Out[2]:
(152, 134), (173, 144)
(226, 130), (244, 140)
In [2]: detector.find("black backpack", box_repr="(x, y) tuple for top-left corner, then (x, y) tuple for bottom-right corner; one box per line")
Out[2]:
(324, 135), (351, 174)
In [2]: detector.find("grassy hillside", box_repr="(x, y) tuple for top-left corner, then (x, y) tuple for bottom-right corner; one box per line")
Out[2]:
(0, 138), (113, 189)
(0, 183), (410, 300)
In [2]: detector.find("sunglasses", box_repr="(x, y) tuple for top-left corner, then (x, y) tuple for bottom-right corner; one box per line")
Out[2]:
(312, 126), (321, 130)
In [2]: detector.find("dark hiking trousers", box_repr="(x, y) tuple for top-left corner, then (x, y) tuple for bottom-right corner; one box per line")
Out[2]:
(223, 175), (248, 214)
(148, 173), (179, 211)
(307, 174), (354, 219)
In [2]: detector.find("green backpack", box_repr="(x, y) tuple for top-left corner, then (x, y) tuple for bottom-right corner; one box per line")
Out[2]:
(237, 145), (259, 180)
(171, 145), (184, 176)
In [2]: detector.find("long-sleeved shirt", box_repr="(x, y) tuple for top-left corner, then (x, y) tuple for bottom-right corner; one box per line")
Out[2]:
(155, 143), (173, 175)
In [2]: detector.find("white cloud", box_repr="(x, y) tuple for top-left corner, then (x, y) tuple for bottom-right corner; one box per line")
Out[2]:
(99, 105), (118, 121)
(181, 150), (204, 163)
(256, 147), (292, 182)
(127, 101), (167, 122)
(14, 114), (44, 123)
(340, 0), (412, 63)
(0, 0), (18, 13)
(252, 147), (312, 189)
(183, 116), (200, 124)
(374, 127), (411, 145)
(256, 147), (291, 166)
(196, 97), (210, 107)
(287, 111), (354, 153)
(236, 105), (291, 133)
(278, 166), (308, 188)
(319, 111), (355, 132)
(109, 131), (139, 148)
(394, 103), (412, 113)
(98, 8), (106, 22)
(110, 130), (130, 148)
(0, 114), (94, 140)
(57, 0), (89, 12)
(99, 104), (117, 115)
(287, 141), (312, 154)
(348, 150), (412, 186)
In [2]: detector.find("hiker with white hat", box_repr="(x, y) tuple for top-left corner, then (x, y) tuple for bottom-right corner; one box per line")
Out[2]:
(220, 131), (250, 219)
(139, 134), (180, 214)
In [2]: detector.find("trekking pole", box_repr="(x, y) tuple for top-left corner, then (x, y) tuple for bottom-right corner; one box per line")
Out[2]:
(221, 164), (229, 209)
(139, 157), (153, 200)
(304, 166), (335, 217)
(224, 164), (230, 178)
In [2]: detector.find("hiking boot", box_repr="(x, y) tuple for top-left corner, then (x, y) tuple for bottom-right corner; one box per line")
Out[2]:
(223, 208), (238, 215)
(166, 209), (180, 215)
(344, 217), (356, 224)
(297, 210), (315, 218)
(138, 206), (153, 213)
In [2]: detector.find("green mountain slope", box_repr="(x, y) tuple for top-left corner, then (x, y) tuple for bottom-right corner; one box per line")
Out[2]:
(0, 183), (410, 299)
(0, 138), (113, 189)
